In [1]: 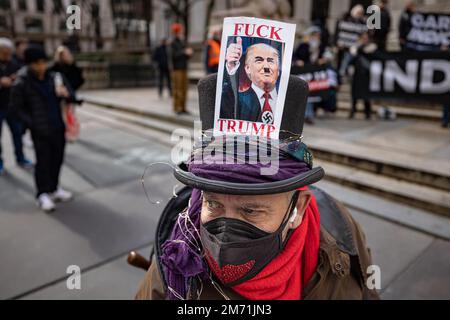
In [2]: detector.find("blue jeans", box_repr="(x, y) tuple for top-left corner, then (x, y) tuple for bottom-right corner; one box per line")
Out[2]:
(305, 102), (315, 120)
(339, 51), (354, 76)
(443, 104), (450, 126)
(0, 109), (25, 165)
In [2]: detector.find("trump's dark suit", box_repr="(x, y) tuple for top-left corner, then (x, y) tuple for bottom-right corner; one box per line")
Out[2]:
(220, 72), (263, 122)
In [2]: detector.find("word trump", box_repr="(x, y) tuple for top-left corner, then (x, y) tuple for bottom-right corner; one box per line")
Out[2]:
(218, 119), (276, 138)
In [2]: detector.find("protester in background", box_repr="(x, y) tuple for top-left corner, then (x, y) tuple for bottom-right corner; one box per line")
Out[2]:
(152, 38), (172, 98)
(338, 4), (366, 77)
(12, 38), (28, 68)
(349, 32), (377, 120)
(372, 0), (391, 51)
(443, 105), (449, 128)
(12, 38), (32, 147)
(50, 46), (84, 93)
(293, 27), (336, 125)
(398, 1), (417, 51)
(49, 46), (83, 142)
(293, 26), (327, 68)
(205, 28), (221, 74)
(170, 23), (193, 115)
(10, 45), (74, 212)
(0, 38), (32, 175)
(441, 45), (449, 128)
(313, 18), (330, 49)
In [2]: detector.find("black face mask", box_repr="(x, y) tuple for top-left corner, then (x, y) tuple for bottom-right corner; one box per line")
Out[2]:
(200, 191), (299, 287)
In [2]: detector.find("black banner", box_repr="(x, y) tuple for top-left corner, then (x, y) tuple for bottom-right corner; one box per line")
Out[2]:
(405, 12), (450, 51)
(353, 51), (450, 103)
(335, 18), (368, 49)
(291, 64), (338, 100)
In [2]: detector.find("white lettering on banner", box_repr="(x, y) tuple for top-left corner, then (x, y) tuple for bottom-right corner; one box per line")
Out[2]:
(369, 61), (383, 92)
(420, 60), (450, 94)
(408, 13), (450, 47)
(407, 29), (450, 46)
(370, 59), (450, 94)
(411, 13), (450, 30)
(384, 60), (418, 93)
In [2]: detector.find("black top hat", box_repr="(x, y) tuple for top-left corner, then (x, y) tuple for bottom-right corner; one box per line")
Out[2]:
(197, 74), (309, 140)
(173, 74), (325, 195)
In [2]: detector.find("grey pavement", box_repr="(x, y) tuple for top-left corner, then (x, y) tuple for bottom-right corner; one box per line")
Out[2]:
(0, 97), (449, 299)
(80, 87), (450, 169)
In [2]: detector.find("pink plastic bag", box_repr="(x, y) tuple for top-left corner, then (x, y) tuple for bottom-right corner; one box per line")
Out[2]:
(63, 104), (80, 142)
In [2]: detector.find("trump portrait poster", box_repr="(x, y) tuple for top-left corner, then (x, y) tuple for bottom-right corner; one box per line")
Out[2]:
(213, 17), (296, 139)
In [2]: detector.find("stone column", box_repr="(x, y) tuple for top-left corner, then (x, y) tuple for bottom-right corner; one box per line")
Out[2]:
(328, 0), (350, 34)
(294, 0), (312, 25)
(188, 0), (207, 44)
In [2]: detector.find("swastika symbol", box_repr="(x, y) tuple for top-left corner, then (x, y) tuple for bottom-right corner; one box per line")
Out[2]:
(262, 111), (274, 124)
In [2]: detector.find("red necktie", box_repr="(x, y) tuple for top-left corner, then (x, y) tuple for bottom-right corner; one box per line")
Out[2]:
(262, 92), (272, 114)
(261, 92), (273, 124)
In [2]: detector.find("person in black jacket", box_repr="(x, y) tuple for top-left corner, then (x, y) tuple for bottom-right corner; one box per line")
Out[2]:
(372, 0), (391, 51)
(152, 39), (172, 98)
(293, 27), (335, 124)
(10, 45), (75, 212)
(293, 26), (327, 68)
(49, 46), (84, 93)
(398, 1), (416, 51)
(12, 38), (28, 69)
(170, 23), (193, 115)
(349, 32), (377, 120)
(0, 38), (32, 176)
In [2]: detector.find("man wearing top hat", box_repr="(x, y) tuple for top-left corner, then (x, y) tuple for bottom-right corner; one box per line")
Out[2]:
(220, 37), (280, 125)
(134, 70), (379, 300)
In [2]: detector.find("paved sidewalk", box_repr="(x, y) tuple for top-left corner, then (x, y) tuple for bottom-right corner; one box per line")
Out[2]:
(80, 87), (450, 173)
(1, 101), (449, 299)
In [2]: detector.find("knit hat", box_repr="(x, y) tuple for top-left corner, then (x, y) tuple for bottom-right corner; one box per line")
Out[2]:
(24, 45), (48, 64)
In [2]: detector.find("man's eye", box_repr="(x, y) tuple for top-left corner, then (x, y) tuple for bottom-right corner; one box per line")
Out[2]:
(242, 208), (257, 216)
(206, 200), (220, 209)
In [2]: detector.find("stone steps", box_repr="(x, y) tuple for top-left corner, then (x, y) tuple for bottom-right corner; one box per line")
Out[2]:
(316, 159), (450, 218)
(80, 100), (450, 218)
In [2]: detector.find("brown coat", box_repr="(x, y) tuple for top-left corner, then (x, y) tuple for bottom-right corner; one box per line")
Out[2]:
(135, 187), (380, 300)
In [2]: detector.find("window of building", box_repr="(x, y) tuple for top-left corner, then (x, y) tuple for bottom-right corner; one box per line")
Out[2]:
(25, 17), (44, 32)
(311, 0), (330, 22)
(36, 0), (45, 12)
(18, 0), (27, 11)
(53, 0), (63, 13)
(0, 15), (8, 31)
(0, 0), (10, 10)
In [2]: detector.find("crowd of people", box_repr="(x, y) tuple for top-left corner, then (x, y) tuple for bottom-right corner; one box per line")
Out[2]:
(151, 1), (448, 128)
(152, 24), (221, 115)
(0, 37), (84, 212)
(291, 0), (449, 127)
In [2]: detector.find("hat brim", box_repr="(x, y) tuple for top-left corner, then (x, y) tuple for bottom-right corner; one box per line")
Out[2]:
(173, 162), (325, 195)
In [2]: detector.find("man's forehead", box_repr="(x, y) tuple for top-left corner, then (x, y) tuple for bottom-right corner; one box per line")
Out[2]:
(250, 48), (278, 58)
(203, 191), (287, 204)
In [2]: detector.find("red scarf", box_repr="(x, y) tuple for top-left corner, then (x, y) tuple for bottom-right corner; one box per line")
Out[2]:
(231, 189), (321, 300)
